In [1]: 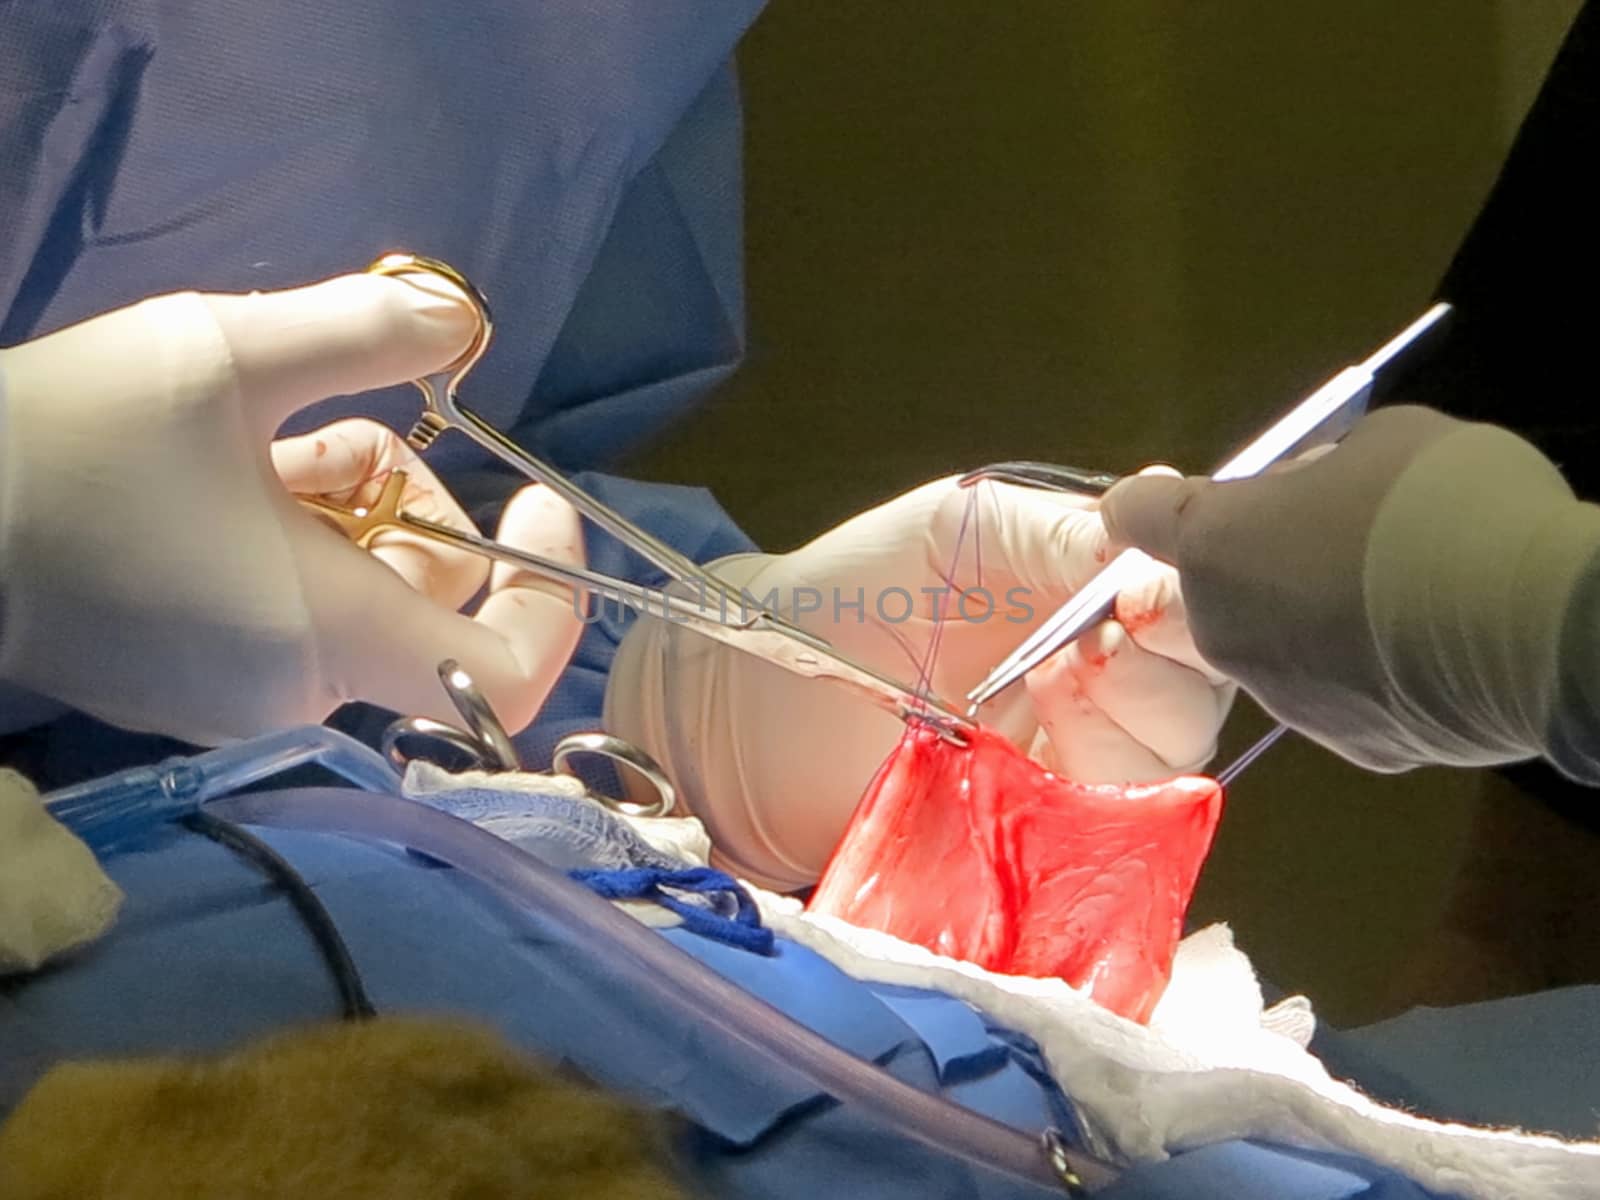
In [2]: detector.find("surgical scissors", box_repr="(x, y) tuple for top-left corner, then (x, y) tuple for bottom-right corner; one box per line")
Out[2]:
(300, 254), (977, 744)
(961, 301), (1454, 714)
(383, 658), (680, 819)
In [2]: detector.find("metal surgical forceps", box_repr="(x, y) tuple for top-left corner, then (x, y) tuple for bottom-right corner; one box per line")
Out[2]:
(961, 301), (1454, 714)
(300, 253), (976, 745)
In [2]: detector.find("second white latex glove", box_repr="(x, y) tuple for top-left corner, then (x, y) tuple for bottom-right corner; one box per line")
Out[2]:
(0, 274), (583, 744)
(605, 476), (1234, 890)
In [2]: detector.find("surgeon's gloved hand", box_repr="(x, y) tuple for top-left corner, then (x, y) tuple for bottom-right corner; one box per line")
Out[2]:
(0, 274), (584, 744)
(1099, 405), (1600, 778)
(605, 476), (1234, 890)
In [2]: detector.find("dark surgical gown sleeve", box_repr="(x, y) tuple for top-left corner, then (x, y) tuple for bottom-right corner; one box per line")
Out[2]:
(1375, 0), (1600, 812)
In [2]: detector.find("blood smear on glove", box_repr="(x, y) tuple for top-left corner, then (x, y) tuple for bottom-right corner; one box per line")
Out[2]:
(807, 722), (1223, 1024)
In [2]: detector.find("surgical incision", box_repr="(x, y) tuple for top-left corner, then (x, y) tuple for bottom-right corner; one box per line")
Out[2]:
(808, 723), (1223, 1023)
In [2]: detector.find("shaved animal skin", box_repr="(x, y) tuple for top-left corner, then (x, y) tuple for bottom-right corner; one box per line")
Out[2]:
(808, 723), (1224, 1023)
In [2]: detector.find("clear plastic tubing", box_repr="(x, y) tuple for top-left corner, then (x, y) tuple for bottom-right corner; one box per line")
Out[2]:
(210, 787), (1114, 1195)
(44, 727), (400, 854)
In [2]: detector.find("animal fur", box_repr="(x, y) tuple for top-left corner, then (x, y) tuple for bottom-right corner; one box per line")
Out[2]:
(0, 1015), (689, 1199)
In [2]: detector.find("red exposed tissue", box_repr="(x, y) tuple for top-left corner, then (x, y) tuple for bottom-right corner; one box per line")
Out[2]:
(808, 722), (1224, 1024)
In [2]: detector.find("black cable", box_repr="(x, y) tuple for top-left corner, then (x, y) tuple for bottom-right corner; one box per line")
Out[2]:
(182, 809), (378, 1021)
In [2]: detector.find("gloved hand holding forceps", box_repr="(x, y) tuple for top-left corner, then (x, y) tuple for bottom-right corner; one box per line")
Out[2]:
(0, 271), (586, 746)
(1100, 404), (1600, 784)
(605, 474), (1235, 891)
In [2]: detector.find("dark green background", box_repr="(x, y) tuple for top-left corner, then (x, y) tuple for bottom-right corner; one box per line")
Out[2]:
(623, 1), (1582, 1024)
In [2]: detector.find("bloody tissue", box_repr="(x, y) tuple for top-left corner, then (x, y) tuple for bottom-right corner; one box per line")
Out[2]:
(807, 722), (1224, 1023)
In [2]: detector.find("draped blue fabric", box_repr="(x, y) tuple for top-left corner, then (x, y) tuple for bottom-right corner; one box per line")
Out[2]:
(0, 0), (759, 470)
(0, 808), (1484, 1200)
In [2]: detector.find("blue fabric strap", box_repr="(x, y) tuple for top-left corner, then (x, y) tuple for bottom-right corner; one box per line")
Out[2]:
(570, 866), (776, 955)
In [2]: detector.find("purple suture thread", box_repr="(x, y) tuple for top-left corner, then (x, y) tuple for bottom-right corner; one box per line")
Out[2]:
(913, 483), (983, 707)
(1216, 723), (1289, 788)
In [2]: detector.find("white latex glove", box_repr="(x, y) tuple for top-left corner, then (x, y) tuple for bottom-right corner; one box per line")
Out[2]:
(605, 475), (1235, 890)
(1099, 405), (1600, 779)
(0, 769), (122, 975)
(0, 274), (584, 744)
